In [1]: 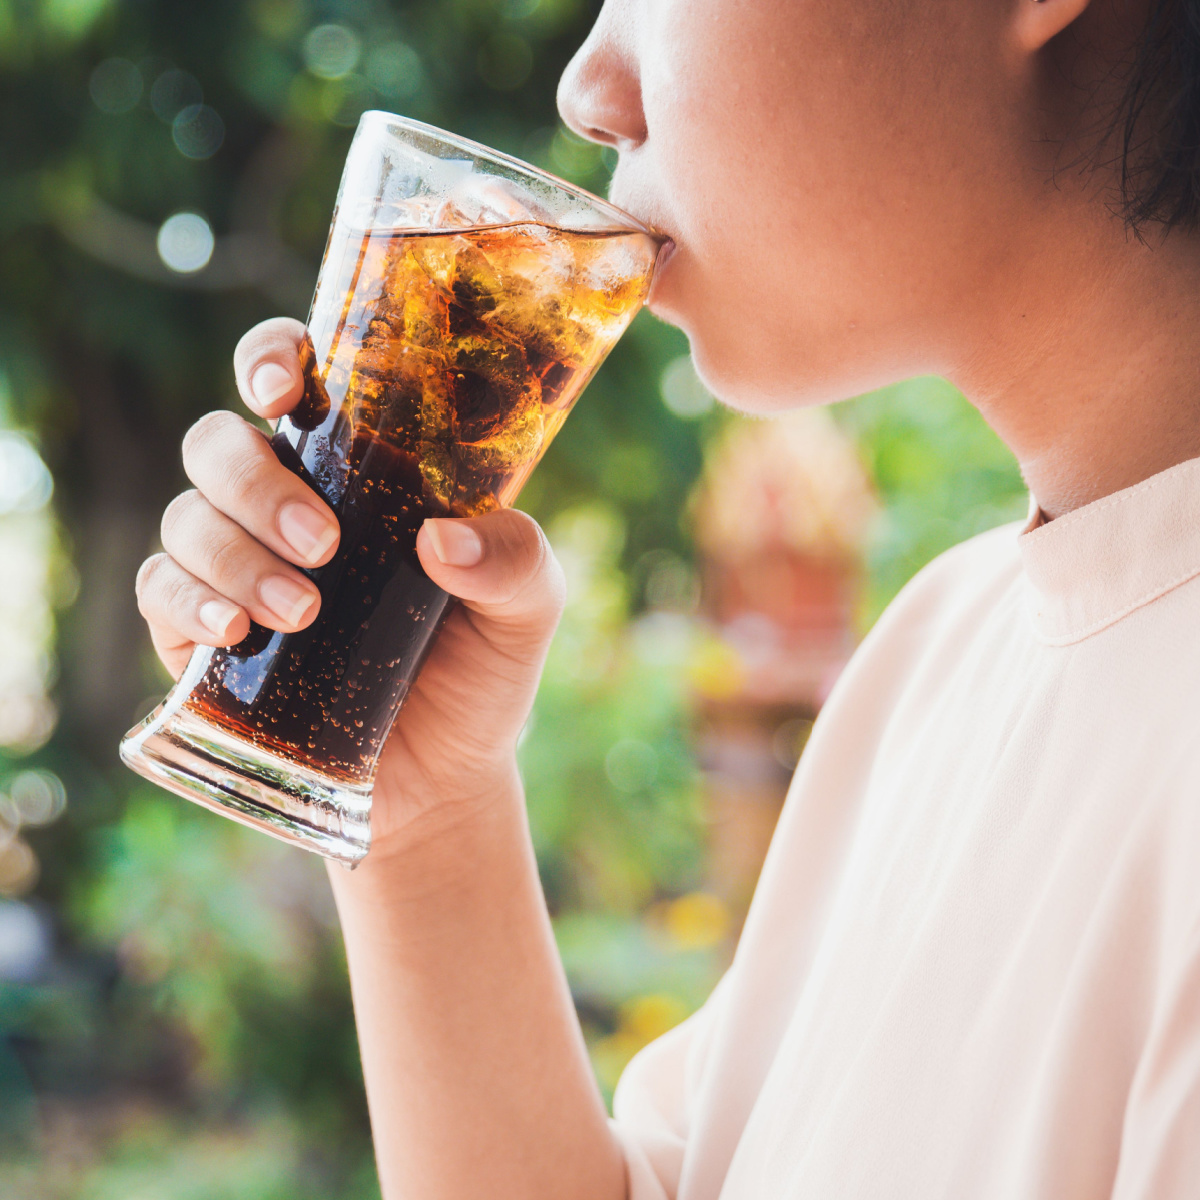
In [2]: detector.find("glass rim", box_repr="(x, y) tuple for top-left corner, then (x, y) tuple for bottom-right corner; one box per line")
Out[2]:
(357, 110), (664, 241)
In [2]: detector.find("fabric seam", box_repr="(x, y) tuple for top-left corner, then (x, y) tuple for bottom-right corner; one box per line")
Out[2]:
(1029, 561), (1200, 646)
(1020, 467), (1184, 544)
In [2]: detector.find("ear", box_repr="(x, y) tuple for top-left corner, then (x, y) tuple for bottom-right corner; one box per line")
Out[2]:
(1013, 0), (1093, 53)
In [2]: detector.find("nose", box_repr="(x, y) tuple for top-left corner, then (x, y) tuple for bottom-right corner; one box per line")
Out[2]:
(556, 5), (647, 151)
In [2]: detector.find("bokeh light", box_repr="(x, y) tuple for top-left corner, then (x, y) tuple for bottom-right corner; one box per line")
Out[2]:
(642, 550), (700, 613)
(664, 892), (730, 950)
(0, 901), (50, 982)
(0, 769), (67, 900)
(501, 0), (544, 17)
(172, 103), (225, 159)
(0, 838), (38, 897)
(325, 74), (373, 128)
(364, 41), (423, 100)
(89, 57), (143, 114)
(303, 24), (362, 79)
(605, 738), (659, 793)
(0, 434), (53, 515)
(150, 66), (203, 122)
(8, 770), (67, 827)
(156, 212), (215, 272)
(771, 716), (813, 770)
(660, 355), (716, 419)
(0, 429), (59, 758)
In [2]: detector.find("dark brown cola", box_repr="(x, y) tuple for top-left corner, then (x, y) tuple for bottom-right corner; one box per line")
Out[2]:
(182, 221), (657, 784)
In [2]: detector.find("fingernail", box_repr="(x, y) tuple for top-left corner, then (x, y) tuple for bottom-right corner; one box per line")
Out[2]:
(250, 362), (297, 409)
(279, 502), (338, 565)
(259, 575), (318, 628)
(199, 600), (241, 640)
(424, 520), (483, 567)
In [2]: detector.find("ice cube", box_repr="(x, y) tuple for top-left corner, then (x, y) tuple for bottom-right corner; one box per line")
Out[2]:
(419, 366), (453, 439)
(418, 440), (454, 509)
(576, 236), (656, 318)
(447, 242), (503, 313)
(476, 225), (574, 297)
(409, 234), (466, 294)
(456, 396), (544, 474)
(464, 227), (594, 368)
(458, 490), (500, 517)
(344, 368), (385, 434)
(431, 198), (477, 231)
(439, 175), (543, 229)
(399, 263), (450, 349)
(448, 331), (539, 440)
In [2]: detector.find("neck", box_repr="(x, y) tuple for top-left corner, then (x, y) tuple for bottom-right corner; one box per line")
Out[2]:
(952, 218), (1200, 521)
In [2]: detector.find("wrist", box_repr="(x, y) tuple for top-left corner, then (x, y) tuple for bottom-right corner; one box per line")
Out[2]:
(329, 758), (530, 905)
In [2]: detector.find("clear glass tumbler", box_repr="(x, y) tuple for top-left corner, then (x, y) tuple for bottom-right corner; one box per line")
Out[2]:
(120, 112), (662, 866)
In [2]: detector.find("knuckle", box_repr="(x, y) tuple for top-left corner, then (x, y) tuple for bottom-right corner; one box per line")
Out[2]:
(216, 445), (269, 510)
(498, 513), (562, 614)
(204, 528), (251, 585)
(234, 318), (305, 375)
(182, 409), (243, 470)
(160, 489), (203, 542)
(183, 412), (271, 509)
(512, 512), (551, 580)
(135, 552), (169, 602)
(136, 554), (187, 619)
(157, 570), (191, 618)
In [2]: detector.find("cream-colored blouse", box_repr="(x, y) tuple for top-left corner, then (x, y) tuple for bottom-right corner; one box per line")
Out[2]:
(612, 456), (1200, 1199)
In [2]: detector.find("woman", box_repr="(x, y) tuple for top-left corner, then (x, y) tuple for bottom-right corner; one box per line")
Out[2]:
(135, 1), (1200, 1196)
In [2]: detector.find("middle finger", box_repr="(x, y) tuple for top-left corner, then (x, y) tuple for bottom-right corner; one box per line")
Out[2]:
(182, 410), (340, 569)
(161, 489), (321, 632)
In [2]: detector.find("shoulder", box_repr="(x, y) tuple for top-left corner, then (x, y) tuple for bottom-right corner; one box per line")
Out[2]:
(812, 519), (1027, 727)
(864, 518), (1027, 650)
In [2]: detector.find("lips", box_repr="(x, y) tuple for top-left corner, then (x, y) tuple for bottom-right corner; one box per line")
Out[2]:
(647, 238), (676, 308)
(606, 169), (677, 306)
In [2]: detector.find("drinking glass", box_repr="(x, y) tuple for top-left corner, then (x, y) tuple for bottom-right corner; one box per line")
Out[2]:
(120, 111), (662, 866)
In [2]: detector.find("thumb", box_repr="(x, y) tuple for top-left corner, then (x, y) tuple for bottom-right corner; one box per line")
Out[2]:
(416, 508), (566, 644)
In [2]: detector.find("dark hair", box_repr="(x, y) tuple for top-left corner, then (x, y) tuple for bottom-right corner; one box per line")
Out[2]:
(1119, 0), (1200, 230)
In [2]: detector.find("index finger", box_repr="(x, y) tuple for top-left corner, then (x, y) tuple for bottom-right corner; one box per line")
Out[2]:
(233, 317), (307, 419)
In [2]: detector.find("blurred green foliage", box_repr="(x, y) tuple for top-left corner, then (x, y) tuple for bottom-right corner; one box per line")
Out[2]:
(837, 377), (1028, 625)
(0, 0), (1026, 1193)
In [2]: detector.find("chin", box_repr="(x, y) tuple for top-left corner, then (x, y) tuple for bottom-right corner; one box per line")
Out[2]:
(648, 257), (841, 413)
(659, 301), (923, 417)
(678, 324), (855, 416)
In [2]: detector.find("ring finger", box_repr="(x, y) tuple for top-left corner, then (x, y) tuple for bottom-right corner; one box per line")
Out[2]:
(161, 489), (322, 632)
(136, 553), (249, 678)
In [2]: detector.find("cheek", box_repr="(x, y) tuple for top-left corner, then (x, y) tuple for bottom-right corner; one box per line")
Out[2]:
(640, 0), (800, 243)
(636, 1), (1001, 407)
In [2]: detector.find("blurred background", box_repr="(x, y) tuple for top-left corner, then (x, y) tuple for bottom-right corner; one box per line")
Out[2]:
(0, 1), (1029, 1194)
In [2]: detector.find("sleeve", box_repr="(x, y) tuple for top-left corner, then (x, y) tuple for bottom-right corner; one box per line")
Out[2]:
(1111, 923), (1200, 1199)
(609, 980), (727, 1200)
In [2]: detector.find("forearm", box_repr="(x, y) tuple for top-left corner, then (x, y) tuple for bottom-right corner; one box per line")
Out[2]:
(328, 766), (625, 1200)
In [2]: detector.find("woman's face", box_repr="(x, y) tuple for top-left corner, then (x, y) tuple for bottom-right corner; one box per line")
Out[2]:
(558, 0), (1086, 411)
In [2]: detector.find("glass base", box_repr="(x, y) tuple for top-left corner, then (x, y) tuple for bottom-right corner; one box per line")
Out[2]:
(120, 704), (372, 867)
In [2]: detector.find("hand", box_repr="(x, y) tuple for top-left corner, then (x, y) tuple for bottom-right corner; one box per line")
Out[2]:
(135, 317), (566, 859)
